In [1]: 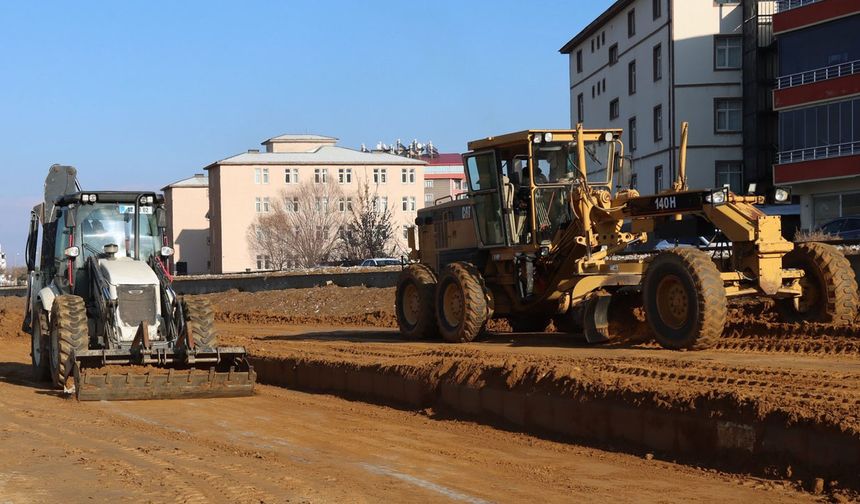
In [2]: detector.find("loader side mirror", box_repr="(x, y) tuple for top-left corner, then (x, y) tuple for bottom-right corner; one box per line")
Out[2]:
(64, 207), (77, 228)
(156, 207), (167, 228)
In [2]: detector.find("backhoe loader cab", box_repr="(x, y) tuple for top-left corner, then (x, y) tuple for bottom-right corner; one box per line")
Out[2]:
(23, 165), (255, 400)
(398, 124), (858, 349)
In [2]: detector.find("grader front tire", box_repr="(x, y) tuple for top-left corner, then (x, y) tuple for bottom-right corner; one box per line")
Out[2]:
(395, 264), (439, 340)
(642, 248), (726, 350)
(435, 262), (489, 343)
(776, 242), (859, 325)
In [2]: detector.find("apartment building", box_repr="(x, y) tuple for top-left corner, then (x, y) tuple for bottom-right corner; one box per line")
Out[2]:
(205, 134), (426, 273)
(772, 0), (860, 229)
(560, 0), (747, 195)
(422, 153), (466, 206)
(161, 174), (209, 275)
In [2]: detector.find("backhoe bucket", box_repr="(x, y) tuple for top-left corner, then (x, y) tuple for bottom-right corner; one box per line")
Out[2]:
(69, 347), (256, 401)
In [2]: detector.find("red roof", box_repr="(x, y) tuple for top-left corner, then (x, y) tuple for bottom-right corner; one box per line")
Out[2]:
(422, 153), (463, 166)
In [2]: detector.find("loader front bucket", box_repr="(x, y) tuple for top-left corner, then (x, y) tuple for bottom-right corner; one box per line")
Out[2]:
(70, 347), (256, 401)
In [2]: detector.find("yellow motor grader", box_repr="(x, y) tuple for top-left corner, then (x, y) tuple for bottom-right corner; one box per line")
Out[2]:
(396, 124), (858, 349)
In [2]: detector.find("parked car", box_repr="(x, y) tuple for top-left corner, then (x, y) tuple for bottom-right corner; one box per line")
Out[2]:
(818, 217), (860, 240)
(360, 258), (401, 267)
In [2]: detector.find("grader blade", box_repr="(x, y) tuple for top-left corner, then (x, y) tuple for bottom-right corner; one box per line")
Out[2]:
(70, 348), (256, 401)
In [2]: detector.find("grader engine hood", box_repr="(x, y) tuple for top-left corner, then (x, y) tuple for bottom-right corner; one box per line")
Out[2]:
(98, 257), (161, 342)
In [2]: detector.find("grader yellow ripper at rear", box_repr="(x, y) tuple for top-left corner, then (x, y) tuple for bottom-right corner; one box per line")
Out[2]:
(396, 124), (859, 349)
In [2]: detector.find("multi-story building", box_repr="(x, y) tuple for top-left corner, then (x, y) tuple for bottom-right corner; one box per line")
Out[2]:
(205, 134), (426, 273)
(422, 153), (466, 207)
(772, 0), (860, 229)
(161, 173), (210, 275)
(560, 0), (749, 195)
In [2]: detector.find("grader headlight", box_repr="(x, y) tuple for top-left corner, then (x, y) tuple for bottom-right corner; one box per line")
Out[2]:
(705, 188), (728, 206)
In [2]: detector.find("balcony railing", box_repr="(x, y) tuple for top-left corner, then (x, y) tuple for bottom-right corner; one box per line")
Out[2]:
(777, 59), (860, 89)
(777, 141), (860, 164)
(776, 0), (822, 13)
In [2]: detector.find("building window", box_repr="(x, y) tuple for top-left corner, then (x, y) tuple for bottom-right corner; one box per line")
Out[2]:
(715, 99), (742, 132)
(425, 193), (434, 204)
(263, 197), (270, 213)
(409, 196), (416, 211)
(610, 99), (620, 120)
(338, 168), (352, 184)
(577, 93), (585, 123)
(592, 86), (596, 98)
(715, 161), (743, 194)
(254, 168), (262, 184)
(628, 60), (637, 95)
(627, 9), (636, 38)
(653, 105), (663, 142)
(653, 0), (661, 19)
(576, 50), (583, 73)
(715, 36), (742, 70)
(591, 39), (595, 53)
(778, 99), (859, 160)
(630, 173), (638, 189)
(424, 180), (433, 188)
(628, 116), (638, 152)
(401, 168), (416, 184)
(813, 192), (860, 228)
(315, 197), (329, 212)
(373, 168), (387, 184)
(402, 197), (409, 211)
(255, 197), (261, 213)
(609, 44), (619, 65)
(653, 44), (662, 81)
(455, 179), (464, 190)
(287, 196), (299, 212)
(284, 168), (297, 184)
(314, 168), (327, 184)
(402, 225), (410, 240)
(654, 165), (664, 193)
(256, 255), (271, 270)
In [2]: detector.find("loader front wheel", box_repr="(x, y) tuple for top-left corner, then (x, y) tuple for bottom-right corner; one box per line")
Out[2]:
(181, 298), (218, 348)
(435, 262), (489, 343)
(643, 249), (726, 350)
(776, 242), (859, 325)
(49, 295), (88, 388)
(396, 264), (439, 339)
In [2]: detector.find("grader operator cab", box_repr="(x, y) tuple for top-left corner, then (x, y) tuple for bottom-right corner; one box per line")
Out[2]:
(23, 165), (255, 400)
(396, 124), (859, 349)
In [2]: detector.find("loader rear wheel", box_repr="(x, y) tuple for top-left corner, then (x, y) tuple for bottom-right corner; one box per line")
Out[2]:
(49, 295), (88, 388)
(396, 264), (439, 339)
(643, 249), (726, 350)
(181, 298), (218, 348)
(31, 309), (51, 381)
(776, 242), (859, 325)
(435, 262), (489, 343)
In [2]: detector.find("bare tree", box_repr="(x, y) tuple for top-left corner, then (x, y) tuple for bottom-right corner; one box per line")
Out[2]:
(339, 182), (396, 261)
(248, 180), (346, 269)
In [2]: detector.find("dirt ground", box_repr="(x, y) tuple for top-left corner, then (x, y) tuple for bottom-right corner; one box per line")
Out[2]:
(0, 296), (826, 503)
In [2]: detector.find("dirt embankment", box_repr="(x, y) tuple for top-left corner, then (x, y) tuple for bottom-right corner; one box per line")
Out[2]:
(0, 297), (26, 340)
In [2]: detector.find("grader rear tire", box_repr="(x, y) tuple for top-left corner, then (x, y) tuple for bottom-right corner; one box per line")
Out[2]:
(395, 264), (439, 339)
(642, 248), (726, 350)
(181, 297), (218, 348)
(435, 262), (489, 343)
(776, 242), (859, 325)
(49, 295), (88, 388)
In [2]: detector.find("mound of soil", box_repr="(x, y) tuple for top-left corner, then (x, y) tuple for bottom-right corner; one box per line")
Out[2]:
(0, 297), (27, 340)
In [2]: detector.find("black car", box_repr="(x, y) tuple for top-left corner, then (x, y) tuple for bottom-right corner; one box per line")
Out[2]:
(819, 217), (860, 240)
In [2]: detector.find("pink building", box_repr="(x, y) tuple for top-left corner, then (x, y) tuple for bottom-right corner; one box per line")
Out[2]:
(422, 153), (466, 207)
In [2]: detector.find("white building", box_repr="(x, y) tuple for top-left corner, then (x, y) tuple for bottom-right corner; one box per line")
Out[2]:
(560, 0), (746, 195)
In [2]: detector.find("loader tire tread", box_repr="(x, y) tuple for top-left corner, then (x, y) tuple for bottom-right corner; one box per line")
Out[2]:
(181, 297), (218, 348)
(51, 295), (88, 387)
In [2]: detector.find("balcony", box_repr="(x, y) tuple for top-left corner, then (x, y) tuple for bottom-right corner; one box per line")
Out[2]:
(777, 59), (860, 89)
(776, 0), (822, 13)
(777, 141), (860, 164)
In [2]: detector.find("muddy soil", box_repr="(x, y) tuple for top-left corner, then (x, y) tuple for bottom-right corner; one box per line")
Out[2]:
(0, 313), (820, 503)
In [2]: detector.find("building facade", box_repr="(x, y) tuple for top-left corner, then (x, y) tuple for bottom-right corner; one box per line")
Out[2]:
(161, 174), (210, 275)
(772, 0), (860, 229)
(422, 153), (466, 207)
(561, 0), (749, 196)
(206, 134), (426, 273)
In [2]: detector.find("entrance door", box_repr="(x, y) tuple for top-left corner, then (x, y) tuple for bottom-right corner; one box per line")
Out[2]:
(464, 152), (506, 247)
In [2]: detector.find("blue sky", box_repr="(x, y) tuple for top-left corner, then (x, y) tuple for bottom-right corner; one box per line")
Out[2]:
(0, 1), (614, 264)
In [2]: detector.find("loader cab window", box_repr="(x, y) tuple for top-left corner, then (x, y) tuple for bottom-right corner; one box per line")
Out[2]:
(78, 203), (160, 260)
(535, 139), (613, 186)
(464, 152), (506, 247)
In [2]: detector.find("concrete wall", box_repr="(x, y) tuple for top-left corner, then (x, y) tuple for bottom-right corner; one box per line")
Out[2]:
(171, 270), (398, 295)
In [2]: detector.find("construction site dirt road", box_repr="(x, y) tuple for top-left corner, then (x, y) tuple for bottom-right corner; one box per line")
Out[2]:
(1, 286), (858, 502)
